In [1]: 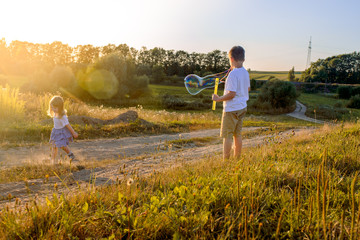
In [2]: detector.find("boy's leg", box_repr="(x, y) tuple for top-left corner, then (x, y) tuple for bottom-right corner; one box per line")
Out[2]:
(233, 134), (242, 158)
(233, 108), (246, 158)
(223, 137), (233, 160)
(220, 111), (233, 160)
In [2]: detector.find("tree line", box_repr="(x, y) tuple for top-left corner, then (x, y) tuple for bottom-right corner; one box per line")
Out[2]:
(0, 38), (230, 79)
(300, 52), (360, 84)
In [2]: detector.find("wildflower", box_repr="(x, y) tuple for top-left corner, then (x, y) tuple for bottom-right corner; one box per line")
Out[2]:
(127, 178), (134, 186)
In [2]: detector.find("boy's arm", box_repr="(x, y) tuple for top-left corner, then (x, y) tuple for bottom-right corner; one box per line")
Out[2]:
(212, 91), (236, 102)
(65, 124), (78, 138)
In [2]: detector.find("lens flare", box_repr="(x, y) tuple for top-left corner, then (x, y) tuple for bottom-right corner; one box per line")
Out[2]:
(184, 69), (230, 95)
(78, 69), (119, 100)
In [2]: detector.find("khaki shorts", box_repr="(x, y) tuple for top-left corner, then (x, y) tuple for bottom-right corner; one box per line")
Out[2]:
(220, 108), (247, 138)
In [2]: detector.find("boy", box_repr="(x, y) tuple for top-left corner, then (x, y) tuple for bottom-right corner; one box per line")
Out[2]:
(212, 46), (250, 160)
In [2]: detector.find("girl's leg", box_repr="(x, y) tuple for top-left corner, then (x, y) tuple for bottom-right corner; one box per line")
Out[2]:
(51, 145), (58, 164)
(61, 145), (71, 154)
(61, 145), (76, 161)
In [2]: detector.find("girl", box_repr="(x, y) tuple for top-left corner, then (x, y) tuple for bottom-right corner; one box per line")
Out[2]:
(48, 96), (78, 164)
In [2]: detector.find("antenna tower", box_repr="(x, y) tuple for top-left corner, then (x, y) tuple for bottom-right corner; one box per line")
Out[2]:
(306, 36), (312, 69)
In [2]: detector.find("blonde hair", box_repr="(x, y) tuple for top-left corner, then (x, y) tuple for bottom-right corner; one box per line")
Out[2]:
(47, 96), (67, 118)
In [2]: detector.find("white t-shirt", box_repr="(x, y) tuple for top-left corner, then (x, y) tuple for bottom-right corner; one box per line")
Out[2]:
(53, 115), (69, 129)
(223, 67), (250, 112)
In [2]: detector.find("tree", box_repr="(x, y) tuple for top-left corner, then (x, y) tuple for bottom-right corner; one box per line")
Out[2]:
(301, 52), (360, 84)
(91, 54), (147, 98)
(151, 65), (166, 83)
(116, 44), (130, 58)
(101, 44), (117, 56)
(0, 38), (10, 74)
(204, 50), (224, 73)
(288, 67), (295, 81)
(44, 41), (73, 66)
(75, 44), (100, 64)
(92, 54), (127, 96)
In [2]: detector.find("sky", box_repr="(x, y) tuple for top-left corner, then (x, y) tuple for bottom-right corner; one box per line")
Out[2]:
(1, 0), (360, 71)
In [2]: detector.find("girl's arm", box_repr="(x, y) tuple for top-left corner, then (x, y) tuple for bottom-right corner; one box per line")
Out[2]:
(65, 124), (78, 138)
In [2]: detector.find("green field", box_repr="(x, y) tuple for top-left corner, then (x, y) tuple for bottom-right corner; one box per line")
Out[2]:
(250, 70), (302, 81)
(298, 93), (360, 120)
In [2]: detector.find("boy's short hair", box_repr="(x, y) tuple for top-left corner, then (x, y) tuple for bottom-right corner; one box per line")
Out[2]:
(229, 46), (245, 61)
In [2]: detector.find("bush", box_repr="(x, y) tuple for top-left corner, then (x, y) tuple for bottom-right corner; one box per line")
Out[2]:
(21, 70), (56, 93)
(50, 65), (76, 89)
(254, 80), (297, 113)
(151, 65), (166, 84)
(337, 86), (352, 99)
(77, 68), (119, 100)
(169, 75), (183, 86)
(161, 94), (187, 110)
(0, 75), (8, 86)
(161, 94), (210, 110)
(351, 86), (360, 96)
(127, 75), (150, 98)
(92, 54), (127, 96)
(250, 79), (257, 91)
(334, 101), (343, 108)
(347, 94), (360, 109)
(312, 105), (348, 120)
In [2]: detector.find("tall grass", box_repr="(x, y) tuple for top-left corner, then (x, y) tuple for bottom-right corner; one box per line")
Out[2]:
(1, 85), (313, 147)
(0, 85), (25, 122)
(0, 123), (359, 239)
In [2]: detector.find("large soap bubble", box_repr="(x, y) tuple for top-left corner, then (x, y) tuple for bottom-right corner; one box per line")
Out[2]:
(184, 69), (230, 95)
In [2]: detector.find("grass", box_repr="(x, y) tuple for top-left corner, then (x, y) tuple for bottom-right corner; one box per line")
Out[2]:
(250, 71), (302, 81)
(0, 84), (313, 148)
(298, 93), (360, 120)
(1, 123), (359, 239)
(0, 163), (83, 185)
(0, 84), (25, 121)
(0, 74), (28, 88)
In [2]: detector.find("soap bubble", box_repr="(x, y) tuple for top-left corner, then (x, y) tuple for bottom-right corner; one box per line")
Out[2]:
(184, 69), (230, 95)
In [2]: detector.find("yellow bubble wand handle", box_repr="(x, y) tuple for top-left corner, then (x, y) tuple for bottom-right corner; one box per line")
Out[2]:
(212, 78), (219, 111)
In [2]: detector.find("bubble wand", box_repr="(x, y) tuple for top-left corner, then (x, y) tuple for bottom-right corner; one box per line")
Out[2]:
(212, 78), (219, 110)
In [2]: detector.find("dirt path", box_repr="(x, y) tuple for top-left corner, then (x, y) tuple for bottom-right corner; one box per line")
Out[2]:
(0, 126), (316, 209)
(287, 101), (325, 124)
(0, 128), (256, 168)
